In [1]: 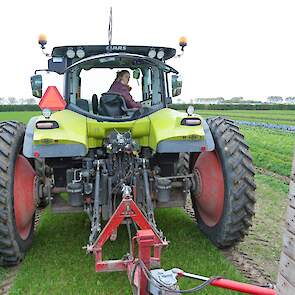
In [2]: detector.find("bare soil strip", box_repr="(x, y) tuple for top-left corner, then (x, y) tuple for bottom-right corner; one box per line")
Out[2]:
(0, 268), (18, 295)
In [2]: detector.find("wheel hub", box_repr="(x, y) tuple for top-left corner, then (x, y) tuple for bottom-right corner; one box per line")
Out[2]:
(13, 155), (37, 240)
(192, 151), (225, 227)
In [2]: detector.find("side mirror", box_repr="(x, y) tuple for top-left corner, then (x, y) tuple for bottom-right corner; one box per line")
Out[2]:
(171, 74), (182, 97)
(133, 68), (141, 80)
(30, 75), (43, 98)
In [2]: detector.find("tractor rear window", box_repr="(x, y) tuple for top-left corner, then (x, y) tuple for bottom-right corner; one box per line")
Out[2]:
(78, 68), (143, 114)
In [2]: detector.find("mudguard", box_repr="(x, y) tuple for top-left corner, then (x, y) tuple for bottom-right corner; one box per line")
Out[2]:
(23, 110), (88, 158)
(149, 108), (215, 153)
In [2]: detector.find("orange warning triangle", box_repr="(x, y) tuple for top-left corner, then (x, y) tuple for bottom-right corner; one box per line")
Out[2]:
(39, 86), (67, 111)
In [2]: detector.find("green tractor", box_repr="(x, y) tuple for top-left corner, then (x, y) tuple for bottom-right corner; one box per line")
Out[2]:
(0, 37), (256, 267)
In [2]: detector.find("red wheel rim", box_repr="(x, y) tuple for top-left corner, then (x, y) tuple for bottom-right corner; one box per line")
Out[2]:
(193, 151), (225, 227)
(13, 155), (36, 240)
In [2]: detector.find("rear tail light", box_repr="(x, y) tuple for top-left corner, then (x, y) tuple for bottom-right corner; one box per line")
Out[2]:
(181, 118), (202, 126)
(36, 121), (59, 129)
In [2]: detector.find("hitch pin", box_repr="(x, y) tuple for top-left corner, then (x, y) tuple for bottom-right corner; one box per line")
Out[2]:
(82, 244), (94, 253)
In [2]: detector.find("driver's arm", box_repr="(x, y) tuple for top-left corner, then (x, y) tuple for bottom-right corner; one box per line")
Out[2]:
(122, 89), (142, 109)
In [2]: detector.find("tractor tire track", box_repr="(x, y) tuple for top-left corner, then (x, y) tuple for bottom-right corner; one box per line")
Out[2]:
(235, 120), (295, 132)
(0, 268), (18, 295)
(184, 197), (275, 287)
(255, 166), (291, 184)
(0, 209), (43, 295)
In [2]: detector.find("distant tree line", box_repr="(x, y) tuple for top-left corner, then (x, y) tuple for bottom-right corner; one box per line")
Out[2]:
(171, 104), (295, 110)
(0, 97), (37, 105)
(267, 96), (295, 103)
(0, 97), (38, 112)
(175, 96), (295, 104)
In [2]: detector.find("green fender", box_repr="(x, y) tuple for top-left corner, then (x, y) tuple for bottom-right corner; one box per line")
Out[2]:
(23, 108), (214, 158)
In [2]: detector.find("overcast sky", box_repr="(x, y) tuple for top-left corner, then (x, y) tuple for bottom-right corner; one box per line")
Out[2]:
(1, 0), (295, 102)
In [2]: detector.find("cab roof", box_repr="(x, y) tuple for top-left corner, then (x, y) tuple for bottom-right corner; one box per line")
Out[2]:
(52, 45), (176, 61)
(65, 53), (178, 74)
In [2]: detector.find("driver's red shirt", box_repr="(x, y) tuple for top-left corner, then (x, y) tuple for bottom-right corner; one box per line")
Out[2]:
(109, 80), (142, 108)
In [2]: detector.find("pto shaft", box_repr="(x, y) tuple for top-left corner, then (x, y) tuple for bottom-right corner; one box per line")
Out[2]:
(178, 270), (276, 295)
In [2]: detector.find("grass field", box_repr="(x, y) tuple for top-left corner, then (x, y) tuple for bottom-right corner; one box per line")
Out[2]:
(7, 173), (288, 294)
(239, 174), (289, 280)
(0, 112), (40, 124)
(0, 110), (293, 293)
(195, 109), (295, 177)
(9, 209), (244, 295)
(241, 127), (294, 177)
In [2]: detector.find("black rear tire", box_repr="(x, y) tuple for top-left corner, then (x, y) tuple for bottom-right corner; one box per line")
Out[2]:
(191, 117), (256, 248)
(0, 121), (35, 266)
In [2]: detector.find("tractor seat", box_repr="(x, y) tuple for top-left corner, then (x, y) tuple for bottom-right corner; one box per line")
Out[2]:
(92, 94), (99, 114)
(99, 92), (130, 117)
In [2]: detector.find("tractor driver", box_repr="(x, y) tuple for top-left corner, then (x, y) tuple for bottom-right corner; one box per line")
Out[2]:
(108, 70), (142, 109)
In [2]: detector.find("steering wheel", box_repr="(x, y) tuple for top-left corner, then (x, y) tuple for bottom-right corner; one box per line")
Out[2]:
(131, 107), (150, 119)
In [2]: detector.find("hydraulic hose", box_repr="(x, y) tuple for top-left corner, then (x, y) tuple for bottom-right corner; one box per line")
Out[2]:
(89, 161), (101, 245)
(143, 167), (155, 224)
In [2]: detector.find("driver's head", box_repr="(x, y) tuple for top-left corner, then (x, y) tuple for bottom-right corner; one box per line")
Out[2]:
(116, 70), (130, 85)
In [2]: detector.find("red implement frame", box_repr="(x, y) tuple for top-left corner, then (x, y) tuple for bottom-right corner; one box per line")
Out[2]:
(91, 195), (276, 295)
(92, 194), (167, 294)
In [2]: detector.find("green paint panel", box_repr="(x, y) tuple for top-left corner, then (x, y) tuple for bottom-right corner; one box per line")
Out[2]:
(33, 108), (206, 152)
(34, 110), (88, 148)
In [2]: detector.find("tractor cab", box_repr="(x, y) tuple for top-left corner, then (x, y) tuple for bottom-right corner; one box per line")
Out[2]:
(31, 45), (184, 121)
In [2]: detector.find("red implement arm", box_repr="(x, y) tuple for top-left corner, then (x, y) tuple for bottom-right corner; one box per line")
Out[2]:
(92, 195), (167, 273)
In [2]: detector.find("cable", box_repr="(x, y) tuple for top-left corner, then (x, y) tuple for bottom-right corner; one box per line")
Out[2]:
(138, 260), (222, 294)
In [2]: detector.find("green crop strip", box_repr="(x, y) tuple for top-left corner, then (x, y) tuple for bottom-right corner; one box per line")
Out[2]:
(9, 209), (244, 295)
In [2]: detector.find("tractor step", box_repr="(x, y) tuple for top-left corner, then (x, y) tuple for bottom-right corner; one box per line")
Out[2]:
(51, 195), (83, 214)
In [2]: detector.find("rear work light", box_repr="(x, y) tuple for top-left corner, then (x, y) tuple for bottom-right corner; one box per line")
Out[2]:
(181, 118), (202, 126)
(36, 121), (59, 129)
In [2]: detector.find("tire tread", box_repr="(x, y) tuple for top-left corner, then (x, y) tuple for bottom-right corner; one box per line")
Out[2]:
(0, 121), (33, 266)
(193, 116), (256, 248)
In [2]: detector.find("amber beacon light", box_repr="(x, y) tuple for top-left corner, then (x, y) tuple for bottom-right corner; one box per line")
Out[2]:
(179, 36), (187, 51)
(38, 34), (47, 49)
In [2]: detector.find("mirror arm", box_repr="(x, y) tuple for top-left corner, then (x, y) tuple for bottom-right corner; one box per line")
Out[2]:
(34, 69), (50, 75)
(41, 48), (51, 58)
